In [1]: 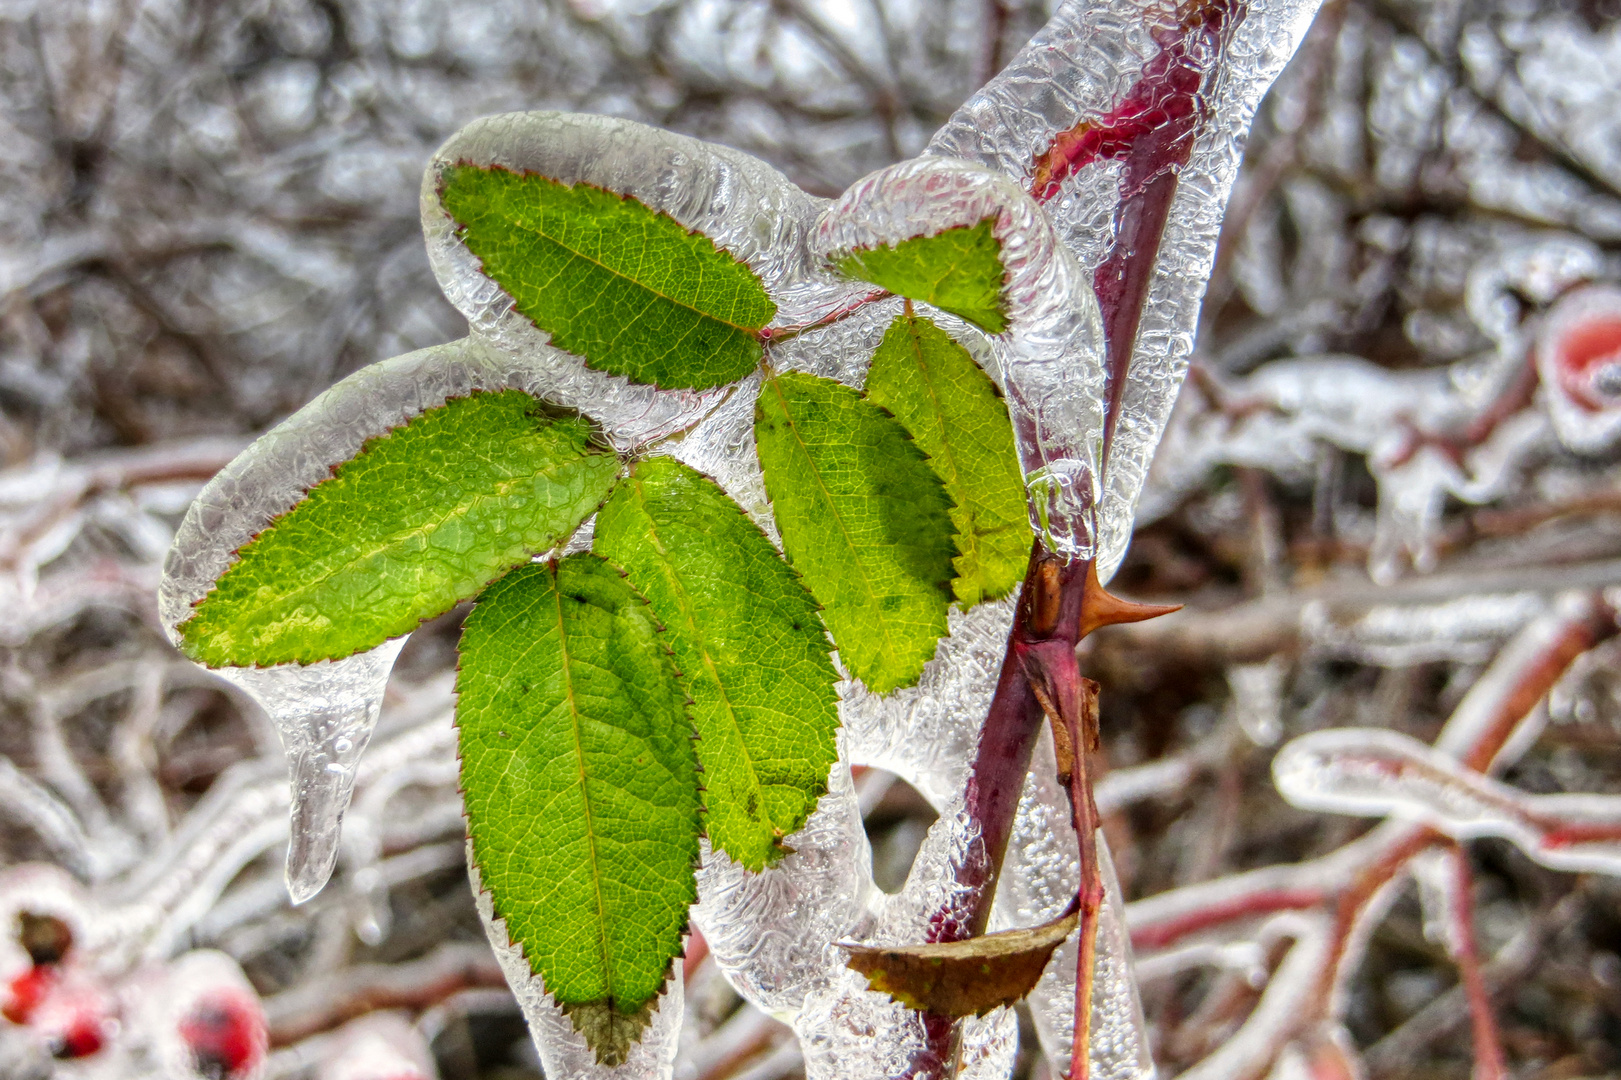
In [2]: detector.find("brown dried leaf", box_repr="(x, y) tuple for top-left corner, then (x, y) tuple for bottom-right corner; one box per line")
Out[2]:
(842, 906), (1079, 1018)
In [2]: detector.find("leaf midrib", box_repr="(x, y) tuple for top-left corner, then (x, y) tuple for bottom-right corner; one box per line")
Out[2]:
(551, 571), (618, 1005)
(625, 472), (772, 847)
(763, 375), (902, 674)
(211, 448), (602, 626)
(503, 201), (765, 340)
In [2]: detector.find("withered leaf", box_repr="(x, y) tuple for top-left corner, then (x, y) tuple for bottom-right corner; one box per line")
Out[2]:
(842, 905), (1078, 1018)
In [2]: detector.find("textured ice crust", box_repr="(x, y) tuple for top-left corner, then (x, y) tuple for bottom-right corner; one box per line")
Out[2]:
(816, 158), (1107, 559)
(927, 0), (1328, 580)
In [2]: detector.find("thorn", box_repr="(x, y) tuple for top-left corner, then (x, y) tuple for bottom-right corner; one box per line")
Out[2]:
(1077, 562), (1180, 640)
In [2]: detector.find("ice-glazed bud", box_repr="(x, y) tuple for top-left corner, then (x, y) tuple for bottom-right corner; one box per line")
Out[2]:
(815, 157), (1107, 560)
(126, 950), (267, 1080)
(1537, 283), (1621, 452)
(318, 1014), (438, 1080)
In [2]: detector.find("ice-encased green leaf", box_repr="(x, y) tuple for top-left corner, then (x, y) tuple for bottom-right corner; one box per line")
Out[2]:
(594, 458), (839, 870)
(179, 390), (620, 668)
(753, 371), (956, 693)
(834, 219), (1008, 334)
(866, 312), (1028, 606)
(456, 555), (700, 1065)
(439, 164), (776, 390)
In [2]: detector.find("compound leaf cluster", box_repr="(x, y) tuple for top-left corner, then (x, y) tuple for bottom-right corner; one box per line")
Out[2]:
(183, 162), (1032, 1063)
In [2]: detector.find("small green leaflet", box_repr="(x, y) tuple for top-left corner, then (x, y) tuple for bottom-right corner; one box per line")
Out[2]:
(439, 164), (776, 391)
(835, 219), (1009, 334)
(179, 391), (619, 668)
(754, 372), (957, 694)
(595, 458), (839, 871)
(866, 312), (1029, 606)
(456, 556), (700, 1065)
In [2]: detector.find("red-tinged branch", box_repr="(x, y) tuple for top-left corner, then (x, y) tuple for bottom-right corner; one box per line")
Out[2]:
(1130, 887), (1326, 951)
(1030, 0), (1247, 453)
(757, 288), (891, 345)
(1445, 847), (1507, 1080)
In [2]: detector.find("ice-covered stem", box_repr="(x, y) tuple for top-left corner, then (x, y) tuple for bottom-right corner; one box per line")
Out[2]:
(1030, 0), (1246, 449)
(1129, 594), (1615, 1079)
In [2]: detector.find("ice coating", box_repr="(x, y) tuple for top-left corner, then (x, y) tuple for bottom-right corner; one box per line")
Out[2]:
(695, 670), (1151, 1080)
(1000, 732), (1153, 1079)
(928, 0), (1328, 580)
(815, 157), (1107, 558)
(423, 111), (854, 452)
(1301, 592), (1551, 667)
(1140, 352), (1551, 581)
(1273, 727), (1621, 875)
(159, 340), (548, 902)
(1536, 283), (1621, 453)
(470, 852), (685, 1080)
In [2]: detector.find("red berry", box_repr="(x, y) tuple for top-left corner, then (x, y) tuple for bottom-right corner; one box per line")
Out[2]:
(178, 993), (266, 1079)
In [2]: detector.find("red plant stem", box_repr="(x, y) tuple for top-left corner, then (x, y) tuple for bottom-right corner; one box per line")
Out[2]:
(1031, 0), (1247, 456)
(906, 548), (1093, 1077)
(1130, 887), (1326, 951)
(902, 4), (1251, 1075)
(757, 288), (890, 344)
(1446, 846), (1507, 1080)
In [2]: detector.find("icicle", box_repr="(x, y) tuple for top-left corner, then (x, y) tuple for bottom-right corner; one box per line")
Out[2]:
(212, 639), (404, 903)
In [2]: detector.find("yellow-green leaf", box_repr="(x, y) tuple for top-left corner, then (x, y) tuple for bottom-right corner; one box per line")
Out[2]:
(753, 371), (956, 693)
(835, 219), (1008, 334)
(179, 391), (619, 668)
(866, 312), (1028, 606)
(440, 165), (775, 390)
(595, 458), (839, 870)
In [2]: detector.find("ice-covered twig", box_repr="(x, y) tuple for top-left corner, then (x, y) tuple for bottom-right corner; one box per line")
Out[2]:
(264, 942), (505, 1046)
(1122, 591), (1616, 1079)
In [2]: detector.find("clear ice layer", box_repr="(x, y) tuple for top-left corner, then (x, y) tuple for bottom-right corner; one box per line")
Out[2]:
(927, 0), (1328, 580)
(816, 157), (1107, 559)
(471, 853), (685, 1080)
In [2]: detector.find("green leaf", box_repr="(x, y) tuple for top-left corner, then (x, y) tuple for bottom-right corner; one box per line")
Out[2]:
(595, 458), (839, 871)
(753, 372), (956, 693)
(835, 219), (1008, 334)
(439, 164), (776, 391)
(456, 555), (700, 1065)
(180, 391), (620, 668)
(866, 313), (1029, 606)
